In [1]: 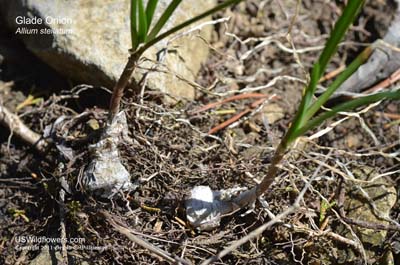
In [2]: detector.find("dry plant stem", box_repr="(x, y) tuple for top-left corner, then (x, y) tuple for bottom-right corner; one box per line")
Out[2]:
(233, 142), (287, 208)
(201, 161), (322, 265)
(108, 54), (139, 122)
(342, 216), (400, 232)
(208, 98), (267, 134)
(14, 248), (29, 265)
(101, 210), (191, 265)
(0, 104), (46, 152)
(59, 182), (68, 264)
(376, 112), (400, 119)
(201, 209), (293, 265)
(319, 65), (345, 82)
(192, 93), (277, 114)
(364, 68), (400, 93)
(337, 182), (400, 232)
(255, 143), (286, 197)
(298, 229), (362, 254)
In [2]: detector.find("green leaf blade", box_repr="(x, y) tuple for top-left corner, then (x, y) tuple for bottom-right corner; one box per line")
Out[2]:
(284, 0), (365, 145)
(317, 0), (365, 80)
(147, 0), (182, 42)
(304, 46), (373, 121)
(284, 62), (321, 145)
(140, 0), (244, 55)
(293, 90), (400, 140)
(146, 0), (158, 29)
(137, 0), (148, 44)
(131, 0), (139, 50)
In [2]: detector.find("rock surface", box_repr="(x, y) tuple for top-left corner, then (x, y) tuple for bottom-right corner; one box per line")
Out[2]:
(0, 0), (214, 100)
(333, 0), (400, 97)
(344, 166), (397, 246)
(259, 103), (285, 124)
(29, 247), (89, 265)
(337, 165), (397, 264)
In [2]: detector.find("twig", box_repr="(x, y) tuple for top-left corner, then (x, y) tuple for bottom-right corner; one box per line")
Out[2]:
(191, 93), (277, 114)
(297, 228), (362, 253)
(305, 138), (400, 162)
(375, 111), (400, 119)
(342, 216), (400, 232)
(169, 17), (231, 43)
(231, 75), (306, 94)
(101, 210), (191, 265)
(200, 162), (324, 265)
(108, 54), (139, 122)
(208, 98), (267, 134)
(319, 65), (346, 82)
(336, 173), (400, 231)
(308, 101), (380, 140)
(0, 103), (46, 152)
(200, 207), (295, 265)
(14, 247), (29, 265)
(59, 169), (68, 265)
(364, 68), (400, 93)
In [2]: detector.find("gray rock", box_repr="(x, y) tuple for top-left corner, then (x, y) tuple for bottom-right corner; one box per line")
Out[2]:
(344, 166), (397, 246)
(29, 247), (89, 265)
(0, 0), (214, 100)
(259, 103), (285, 124)
(333, 1), (400, 97)
(29, 248), (59, 265)
(337, 165), (397, 264)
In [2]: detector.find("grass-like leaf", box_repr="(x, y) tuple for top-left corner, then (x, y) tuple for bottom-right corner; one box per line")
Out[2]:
(131, 0), (138, 49)
(146, 0), (158, 28)
(138, 0), (244, 55)
(303, 46), (372, 121)
(113, 0), (245, 120)
(292, 90), (400, 140)
(317, 0), (365, 78)
(285, 64), (320, 143)
(137, 0), (148, 44)
(146, 0), (182, 42)
(285, 0), (365, 144)
(299, 0), (364, 112)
